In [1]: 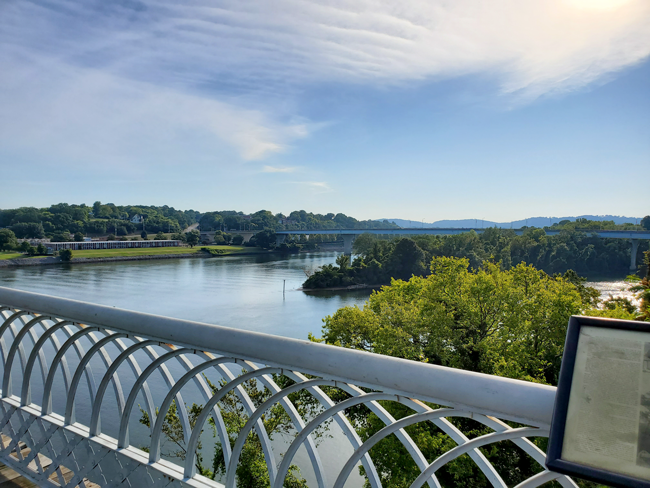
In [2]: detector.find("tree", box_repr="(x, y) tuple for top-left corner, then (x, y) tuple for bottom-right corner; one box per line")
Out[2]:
(107, 234), (116, 241)
(171, 232), (186, 242)
(186, 230), (200, 248)
(50, 232), (71, 242)
(155, 232), (166, 240)
(385, 238), (426, 281)
(313, 257), (584, 487)
(352, 233), (379, 255)
(213, 231), (226, 245)
(0, 229), (17, 251)
(18, 241), (32, 253)
(232, 234), (244, 245)
(141, 230), (148, 240)
(59, 249), (73, 262)
(335, 254), (350, 270)
(139, 375), (313, 487)
(627, 250), (650, 321)
(249, 229), (276, 250)
(11, 222), (45, 239)
(36, 244), (47, 255)
(73, 232), (85, 242)
(642, 216), (650, 231)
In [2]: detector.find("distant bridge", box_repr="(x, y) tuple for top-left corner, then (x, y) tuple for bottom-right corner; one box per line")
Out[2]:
(276, 228), (650, 271)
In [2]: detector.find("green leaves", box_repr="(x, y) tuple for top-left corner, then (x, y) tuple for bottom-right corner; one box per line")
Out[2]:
(316, 257), (590, 487)
(321, 257), (583, 384)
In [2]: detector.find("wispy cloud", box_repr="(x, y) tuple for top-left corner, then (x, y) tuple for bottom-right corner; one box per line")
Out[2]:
(0, 49), (308, 167)
(0, 0), (648, 172)
(262, 166), (298, 173)
(291, 181), (334, 194)
(2, 0), (648, 100)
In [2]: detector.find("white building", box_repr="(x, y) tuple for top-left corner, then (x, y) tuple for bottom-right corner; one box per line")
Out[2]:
(45, 240), (181, 251)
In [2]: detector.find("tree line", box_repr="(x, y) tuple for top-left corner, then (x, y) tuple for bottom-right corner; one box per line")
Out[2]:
(0, 202), (199, 239)
(303, 224), (650, 289)
(198, 209), (399, 232)
(0, 202), (399, 244)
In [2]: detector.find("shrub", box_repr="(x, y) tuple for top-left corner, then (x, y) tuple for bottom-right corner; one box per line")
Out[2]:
(59, 249), (73, 262)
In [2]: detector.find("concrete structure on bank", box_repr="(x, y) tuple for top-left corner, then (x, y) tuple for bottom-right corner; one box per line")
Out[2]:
(276, 228), (650, 271)
(45, 239), (182, 251)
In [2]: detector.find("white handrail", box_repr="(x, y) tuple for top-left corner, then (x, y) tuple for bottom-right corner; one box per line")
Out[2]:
(0, 285), (555, 427)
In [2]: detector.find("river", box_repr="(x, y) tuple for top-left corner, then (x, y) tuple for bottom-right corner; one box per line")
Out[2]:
(0, 252), (372, 341)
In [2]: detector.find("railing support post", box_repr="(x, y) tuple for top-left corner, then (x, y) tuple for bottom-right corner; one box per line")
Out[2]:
(631, 239), (640, 272)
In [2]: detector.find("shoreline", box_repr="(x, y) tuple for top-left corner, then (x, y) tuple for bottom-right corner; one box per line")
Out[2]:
(0, 250), (277, 268)
(299, 284), (384, 292)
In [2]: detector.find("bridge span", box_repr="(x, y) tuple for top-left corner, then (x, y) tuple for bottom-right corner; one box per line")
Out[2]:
(276, 228), (650, 271)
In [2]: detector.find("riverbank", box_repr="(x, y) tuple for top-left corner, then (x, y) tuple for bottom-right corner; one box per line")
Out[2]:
(300, 284), (383, 292)
(0, 246), (271, 267)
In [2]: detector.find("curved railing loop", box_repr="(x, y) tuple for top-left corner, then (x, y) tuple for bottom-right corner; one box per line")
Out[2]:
(41, 326), (103, 415)
(0, 287), (577, 488)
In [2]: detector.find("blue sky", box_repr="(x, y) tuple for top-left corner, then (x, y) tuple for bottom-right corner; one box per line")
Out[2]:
(1, 0), (649, 221)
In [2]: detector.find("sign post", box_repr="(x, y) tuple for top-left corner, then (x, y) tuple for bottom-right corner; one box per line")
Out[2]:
(547, 316), (650, 487)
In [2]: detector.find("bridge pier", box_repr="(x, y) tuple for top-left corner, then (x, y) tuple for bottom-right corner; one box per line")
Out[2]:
(276, 234), (286, 247)
(342, 234), (355, 254)
(631, 239), (640, 272)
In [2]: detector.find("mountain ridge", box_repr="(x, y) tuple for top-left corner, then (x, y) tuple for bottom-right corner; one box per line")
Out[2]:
(379, 215), (642, 229)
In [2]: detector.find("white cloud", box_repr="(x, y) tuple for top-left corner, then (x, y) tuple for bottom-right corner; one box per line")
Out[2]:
(0, 0), (648, 172)
(292, 181), (334, 193)
(0, 50), (308, 166)
(262, 166), (298, 173)
(2, 0), (648, 100)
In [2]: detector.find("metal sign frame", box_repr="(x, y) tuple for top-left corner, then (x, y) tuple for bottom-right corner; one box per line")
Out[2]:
(547, 315), (650, 488)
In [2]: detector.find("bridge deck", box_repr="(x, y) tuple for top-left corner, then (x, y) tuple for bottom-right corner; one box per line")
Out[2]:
(0, 463), (35, 487)
(0, 435), (99, 488)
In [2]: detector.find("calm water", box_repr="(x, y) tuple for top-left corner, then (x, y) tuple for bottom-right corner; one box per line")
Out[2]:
(0, 252), (371, 341)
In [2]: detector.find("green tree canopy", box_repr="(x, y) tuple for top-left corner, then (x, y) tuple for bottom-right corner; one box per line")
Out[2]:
(59, 249), (73, 262)
(313, 257), (586, 487)
(0, 229), (17, 251)
(249, 229), (276, 249)
(11, 222), (45, 239)
(642, 216), (650, 230)
(186, 230), (200, 247)
(318, 256), (582, 382)
(50, 232), (71, 242)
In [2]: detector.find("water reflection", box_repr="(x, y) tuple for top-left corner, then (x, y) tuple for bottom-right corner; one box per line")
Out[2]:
(0, 252), (370, 341)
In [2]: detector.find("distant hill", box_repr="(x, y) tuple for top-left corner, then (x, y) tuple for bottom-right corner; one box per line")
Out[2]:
(380, 215), (642, 229)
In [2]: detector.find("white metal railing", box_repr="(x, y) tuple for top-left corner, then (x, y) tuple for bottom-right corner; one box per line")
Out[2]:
(0, 286), (576, 488)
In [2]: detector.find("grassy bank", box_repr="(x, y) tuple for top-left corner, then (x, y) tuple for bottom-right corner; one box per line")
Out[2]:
(0, 246), (265, 261)
(0, 252), (27, 260)
(67, 245), (260, 259)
